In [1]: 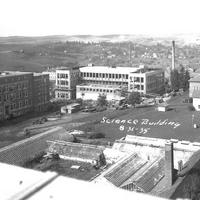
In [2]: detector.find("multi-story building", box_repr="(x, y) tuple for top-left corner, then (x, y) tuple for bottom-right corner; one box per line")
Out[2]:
(0, 71), (33, 120)
(0, 71), (50, 121)
(128, 66), (165, 94)
(189, 75), (200, 111)
(33, 73), (50, 112)
(55, 67), (80, 100)
(42, 69), (56, 98)
(76, 65), (164, 101)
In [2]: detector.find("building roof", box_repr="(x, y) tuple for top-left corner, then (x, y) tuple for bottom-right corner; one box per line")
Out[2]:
(80, 66), (139, 74)
(104, 153), (147, 187)
(191, 90), (200, 98)
(0, 71), (32, 77)
(189, 75), (200, 82)
(47, 140), (105, 161)
(129, 158), (165, 193)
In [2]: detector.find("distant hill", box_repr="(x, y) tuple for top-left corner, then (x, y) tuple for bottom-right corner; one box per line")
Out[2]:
(1, 34), (200, 46)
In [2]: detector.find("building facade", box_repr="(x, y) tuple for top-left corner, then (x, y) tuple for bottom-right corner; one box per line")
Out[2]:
(55, 67), (80, 100)
(0, 71), (49, 121)
(33, 73), (50, 112)
(189, 75), (200, 111)
(42, 69), (56, 98)
(76, 65), (164, 101)
(0, 72), (34, 120)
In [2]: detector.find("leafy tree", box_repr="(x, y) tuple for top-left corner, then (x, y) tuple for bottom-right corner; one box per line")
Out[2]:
(170, 69), (179, 91)
(170, 66), (190, 92)
(127, 92), (141, 107)
(97, 94), (107, 107)
(179, 66), (185, 89)
(120, 86), (128, 97)
(184, 70), (190, 91)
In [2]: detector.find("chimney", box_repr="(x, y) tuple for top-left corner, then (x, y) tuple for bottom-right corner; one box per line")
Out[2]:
(172, 41), (175, 70)
(165, 141), (175, 186)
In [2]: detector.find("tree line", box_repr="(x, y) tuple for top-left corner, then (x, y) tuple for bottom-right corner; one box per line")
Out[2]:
(170, 66), (190, 92)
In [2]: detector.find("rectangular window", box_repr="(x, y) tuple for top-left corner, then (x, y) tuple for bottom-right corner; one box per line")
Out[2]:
(141, 77), (144, 83)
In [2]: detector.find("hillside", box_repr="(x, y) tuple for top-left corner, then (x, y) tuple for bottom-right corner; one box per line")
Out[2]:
(0, 34), (200, 73)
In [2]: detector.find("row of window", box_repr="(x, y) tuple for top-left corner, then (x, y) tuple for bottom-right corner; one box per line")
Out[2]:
(130, 84), (144, 90)
(0, 91), (29, 102)
(10, 99), (31, 110)
(57, 80), (68, 86)
(79, 87), (115, 93)
(0, 82), (29, 93)
(57, 73), (68, 79)
(85, 80), (128, 86)
(130, 77), (144, 83)
(56, 92), (69, 99)
(81, 72), (129, 79)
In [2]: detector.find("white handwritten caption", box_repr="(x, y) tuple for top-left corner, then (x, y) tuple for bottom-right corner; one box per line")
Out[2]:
(100, 116), (181, 135)
(119, 125), (150, 135)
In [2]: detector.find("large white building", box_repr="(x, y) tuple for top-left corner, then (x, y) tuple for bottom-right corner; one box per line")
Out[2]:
(55, 67), (80, 100)
(76, 65), (164, 101)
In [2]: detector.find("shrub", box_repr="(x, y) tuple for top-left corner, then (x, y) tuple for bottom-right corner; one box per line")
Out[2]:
(188, 105), (195, 111)
(87, 132), (105, 139)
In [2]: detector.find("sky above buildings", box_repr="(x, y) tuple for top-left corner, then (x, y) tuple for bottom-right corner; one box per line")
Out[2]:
(0, 0), (200, 37)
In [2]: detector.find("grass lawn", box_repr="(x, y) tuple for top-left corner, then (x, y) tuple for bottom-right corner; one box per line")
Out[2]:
(92, 105), (200, 142)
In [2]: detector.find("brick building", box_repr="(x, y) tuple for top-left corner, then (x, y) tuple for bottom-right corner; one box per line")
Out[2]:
(0, 71), (49, 120)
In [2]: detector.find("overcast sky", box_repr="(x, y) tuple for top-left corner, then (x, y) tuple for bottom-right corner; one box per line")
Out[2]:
(0, 0), (200, 36)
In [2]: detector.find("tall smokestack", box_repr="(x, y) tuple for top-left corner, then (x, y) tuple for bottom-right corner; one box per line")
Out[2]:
(172, 41), (175, 70)
(165, 141), (175, 186)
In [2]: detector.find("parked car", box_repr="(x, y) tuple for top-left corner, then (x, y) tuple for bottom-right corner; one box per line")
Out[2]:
(82, 107), (96, 112)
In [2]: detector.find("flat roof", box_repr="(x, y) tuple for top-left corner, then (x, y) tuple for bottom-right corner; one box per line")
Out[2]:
(189, 74), (200, 82)
(80, 66), (139, 74)
(0, 71), (32, 77)
(80, 66), (163, 74)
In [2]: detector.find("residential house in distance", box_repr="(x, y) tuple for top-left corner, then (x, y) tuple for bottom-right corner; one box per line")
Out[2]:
(0, 71), (50, 121)
(189, 75), (200, 111)
(76, 65), (164, 101)
(55, 67), (80, 100)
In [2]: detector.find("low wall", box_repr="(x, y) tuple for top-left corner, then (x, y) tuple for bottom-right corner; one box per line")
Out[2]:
(0, 126), (64, 166)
